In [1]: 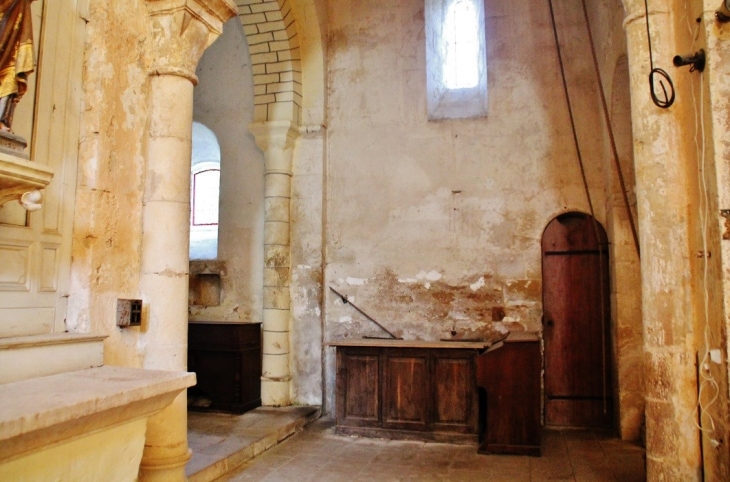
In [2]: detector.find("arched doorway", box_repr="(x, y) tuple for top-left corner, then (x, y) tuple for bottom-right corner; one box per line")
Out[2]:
(542, 212), (613, 427)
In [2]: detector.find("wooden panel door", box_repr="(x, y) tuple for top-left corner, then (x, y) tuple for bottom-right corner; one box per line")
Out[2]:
(382, 354), (429, 430)
(431, 356), (475, 433)
(336, 349), (380, 426)
(542, 213), (612, 427)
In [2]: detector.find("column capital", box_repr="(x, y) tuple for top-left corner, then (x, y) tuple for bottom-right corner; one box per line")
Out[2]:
(249, 120), (301, 152)
(249, 121), (301, 176)
(145, 0), (236, 84)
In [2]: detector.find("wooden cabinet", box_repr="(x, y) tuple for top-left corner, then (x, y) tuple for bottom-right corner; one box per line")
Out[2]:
(188, 322), (262, 414)
(332, 340), (487, 443)
(475, 333), (541, 456)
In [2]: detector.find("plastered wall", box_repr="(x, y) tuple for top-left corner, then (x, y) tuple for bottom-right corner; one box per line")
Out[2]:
(69, 0), (152, 367)
(318, 0), (616, 411)
(192, 18), (266, 323)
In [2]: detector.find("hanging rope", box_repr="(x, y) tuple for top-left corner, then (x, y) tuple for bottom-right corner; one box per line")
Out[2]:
(547, 0), (610, 415)
(579, 0), (641, 259)
(644, 0), (675, 108)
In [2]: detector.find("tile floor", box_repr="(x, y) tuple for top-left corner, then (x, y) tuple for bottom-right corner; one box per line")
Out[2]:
(218, 419), (646, 482)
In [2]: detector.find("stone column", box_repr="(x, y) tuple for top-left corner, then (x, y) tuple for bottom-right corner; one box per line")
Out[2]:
(139, 1), (235, 481)
(622, 1), (701, 479)
(250, 121), (300, 406)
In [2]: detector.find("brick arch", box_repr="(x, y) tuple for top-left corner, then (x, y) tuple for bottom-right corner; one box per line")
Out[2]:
(236, 0), (303, 123)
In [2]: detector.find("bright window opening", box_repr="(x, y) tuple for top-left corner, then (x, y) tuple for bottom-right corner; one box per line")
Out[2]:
(426, 0), (488, 120)
(189, 122), (221, 260)
(444, 0), (479, 89)
(192, 169), (220, 226)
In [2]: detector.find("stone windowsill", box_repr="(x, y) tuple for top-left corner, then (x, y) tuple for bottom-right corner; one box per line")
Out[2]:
(0, 366), (196, 462)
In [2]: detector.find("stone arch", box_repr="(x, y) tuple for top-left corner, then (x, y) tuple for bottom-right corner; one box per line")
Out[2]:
(235, 0), (325, 125)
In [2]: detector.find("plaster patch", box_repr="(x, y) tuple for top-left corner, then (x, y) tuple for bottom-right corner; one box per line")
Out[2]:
(346, 277), (366, 285)
(338, 315), (352, 323)
(470, 276), (486, 291)
(448, 310), (469, 320)
(398, 277), (418, 283)
(416, 270), (442, 281)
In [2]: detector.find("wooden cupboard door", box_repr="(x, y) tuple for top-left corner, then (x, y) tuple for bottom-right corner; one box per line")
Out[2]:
(383, 355), (429, 430)
(542, 213), (612, 427)
(431, 357), (475, 433)
(336, 350), (380, 426)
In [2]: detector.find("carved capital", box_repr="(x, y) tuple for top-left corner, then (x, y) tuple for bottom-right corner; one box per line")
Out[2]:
(249, 121), (300, 152)
(145, 0), (236, 84)
(249, 121), (301, 175)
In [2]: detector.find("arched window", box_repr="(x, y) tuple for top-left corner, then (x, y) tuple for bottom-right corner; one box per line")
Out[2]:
(426, 0), (488, 119)
(189, 122), (221, 260)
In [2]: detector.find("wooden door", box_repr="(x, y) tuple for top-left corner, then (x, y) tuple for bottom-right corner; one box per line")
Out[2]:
(542, 213), (612, 427)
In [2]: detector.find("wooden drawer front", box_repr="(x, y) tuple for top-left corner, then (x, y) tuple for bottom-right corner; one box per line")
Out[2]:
(383, 356), (429, 430)
(432, 357), (475, 432)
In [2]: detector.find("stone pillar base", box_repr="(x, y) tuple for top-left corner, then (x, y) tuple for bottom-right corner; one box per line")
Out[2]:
(261, 377), (291, 406)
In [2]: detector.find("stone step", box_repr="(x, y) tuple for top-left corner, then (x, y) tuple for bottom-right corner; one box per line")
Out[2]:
(186, 406), (321, 482)
(0, 333), (106, 384)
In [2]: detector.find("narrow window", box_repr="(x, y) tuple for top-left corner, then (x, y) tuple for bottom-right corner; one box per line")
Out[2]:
(426, 0), (488, 120)
(189, 122), (221, 260)
(444, 0), (479, 89)
(192, 169), (220, 226)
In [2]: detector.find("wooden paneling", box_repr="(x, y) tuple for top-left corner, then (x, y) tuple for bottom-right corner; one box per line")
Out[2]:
(476, 338), (541, 456)
(334, 345), (480, 443)
(383, 356), (429, 429)
(433, 358), (473, 428)
(188, 322), (262, 414)
(344, 354), (379, 421)
(0, 0), (84, 335)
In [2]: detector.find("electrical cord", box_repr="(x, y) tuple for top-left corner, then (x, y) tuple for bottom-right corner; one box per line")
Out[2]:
(684, 14), (720, 439)
(644, 0), (675, 108)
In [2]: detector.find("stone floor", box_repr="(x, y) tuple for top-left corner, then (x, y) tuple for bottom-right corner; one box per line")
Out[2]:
(217, 419), (646, 481)
(186, 406), (320, 482)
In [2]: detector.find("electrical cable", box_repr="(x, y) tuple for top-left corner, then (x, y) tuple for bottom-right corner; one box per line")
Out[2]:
(678, 12), (720, 450)
(643, 0), (675, 108)
(547, 0), (610, 414)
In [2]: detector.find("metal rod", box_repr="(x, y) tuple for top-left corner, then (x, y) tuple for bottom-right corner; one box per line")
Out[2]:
(329, 286), (400, 339)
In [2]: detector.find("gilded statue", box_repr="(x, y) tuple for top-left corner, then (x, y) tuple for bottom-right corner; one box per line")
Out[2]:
(0, 0), (35, 132)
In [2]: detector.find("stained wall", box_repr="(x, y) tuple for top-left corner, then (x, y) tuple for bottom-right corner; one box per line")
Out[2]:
(318, 0), (624, 411)
(68, 0), (152, 367)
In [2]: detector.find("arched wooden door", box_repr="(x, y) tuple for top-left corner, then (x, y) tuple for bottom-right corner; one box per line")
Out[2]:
(542, 212), (613, 427)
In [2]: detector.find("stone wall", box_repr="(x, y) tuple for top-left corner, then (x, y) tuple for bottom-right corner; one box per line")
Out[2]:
(585, 0), (645, 441)
(69, 0), (152, 367)
(319, 0), (618, 411)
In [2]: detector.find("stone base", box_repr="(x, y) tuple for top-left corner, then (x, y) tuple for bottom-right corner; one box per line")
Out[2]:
(0, 131), (28, 159)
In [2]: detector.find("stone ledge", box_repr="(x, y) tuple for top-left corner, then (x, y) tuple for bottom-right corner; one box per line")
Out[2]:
(0, 333), (107, 384)
(0, 366), (196, 462)
(0, 333), (107, 350)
